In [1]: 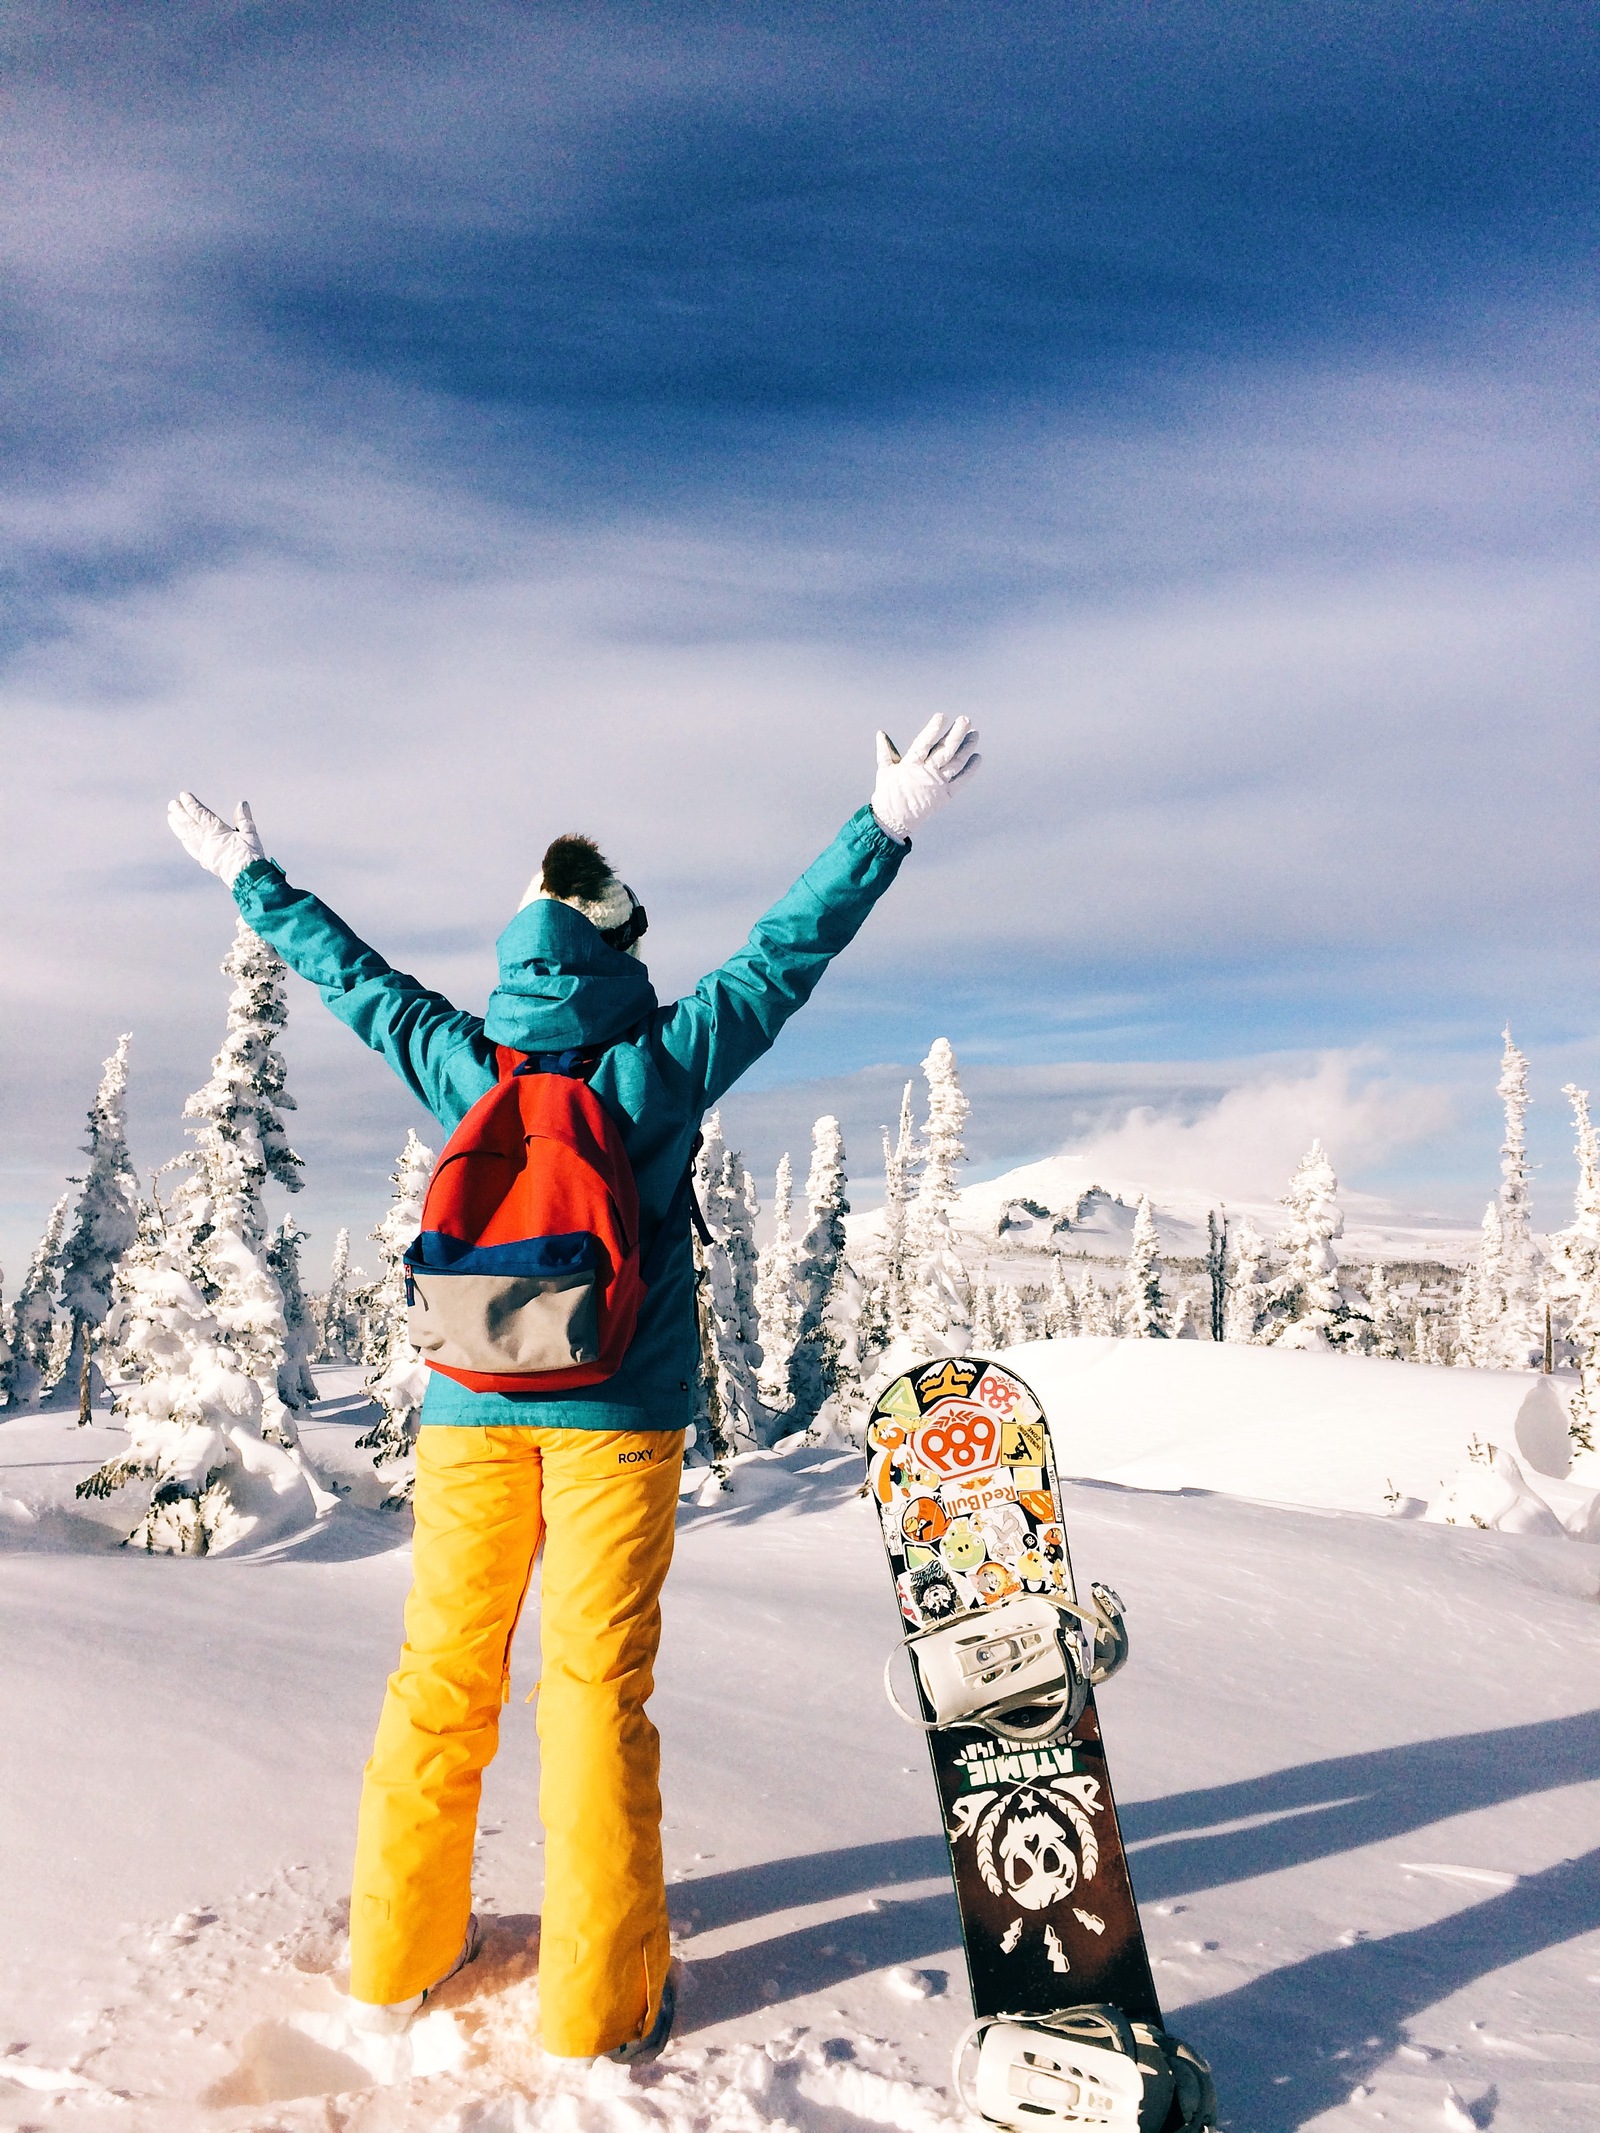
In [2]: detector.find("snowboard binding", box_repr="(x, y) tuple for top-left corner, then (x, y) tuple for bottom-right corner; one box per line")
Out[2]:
(883, 1585), (1127, 1743)
(953, 2004), (1217, 2132)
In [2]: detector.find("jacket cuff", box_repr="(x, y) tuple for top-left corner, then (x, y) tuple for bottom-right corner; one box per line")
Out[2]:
(849, 802), (911, 859)
(232, 855), (285, 910)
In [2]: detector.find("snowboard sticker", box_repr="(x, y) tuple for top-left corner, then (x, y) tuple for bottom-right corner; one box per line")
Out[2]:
(868, 1354), (1162, 2026)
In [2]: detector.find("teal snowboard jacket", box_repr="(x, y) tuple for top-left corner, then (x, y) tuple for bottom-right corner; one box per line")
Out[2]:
(231, 806), (907, 1432)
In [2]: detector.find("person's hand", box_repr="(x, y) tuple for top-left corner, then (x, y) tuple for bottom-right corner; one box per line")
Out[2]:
(167, 792), (266, 886)
(870, 714), (982, 842)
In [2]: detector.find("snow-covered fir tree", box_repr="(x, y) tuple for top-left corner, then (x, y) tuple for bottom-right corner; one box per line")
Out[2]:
(1492, 1029), (1541, 1367)
(991, 1278), (1026, 1349)
(1549, 1083), (1600, 1452)
(1169, 1293), (1200, 1339)
(57, 1035), (141, 1422)
(692, 1115), (767, 1452)
(1119, 1194), (1170, 1338)
(1044, 1255), (1078, 1337)
(1205, 1210), (1229, 1342)
(969, 1270), (996, 1348)
(1269, 1140), (1364, 1349)
(316, 1227), (356, 1362)
(1364, 1262), (1406, 1360)
(83, 922), (310, 1550)
(754, 1152), (803, 1415)
(1076, 1268), (1114, 1336)
(1459, 1032), (1544, 1369)
(1456, 1206), (1501, 1367)
(1223, 1219), (1274, 1344)
(1414, 1309), (1447, 1366)
(904, 1039), (973, 1351)
(0, 1192), (71, 1410)
(689, 1227), (732, 1466)
(788, 1114), (861, 1429)
(877, 1081), (918, 1337)
(266, 1218), (320, 1410)
(355, 1130), (434, 1491)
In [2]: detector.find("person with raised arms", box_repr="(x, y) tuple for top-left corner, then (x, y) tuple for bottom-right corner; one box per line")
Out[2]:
(165, 715), (981, 2064)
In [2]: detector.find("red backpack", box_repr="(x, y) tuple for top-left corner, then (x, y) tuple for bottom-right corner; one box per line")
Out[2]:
(403, 1045), (647, 1395)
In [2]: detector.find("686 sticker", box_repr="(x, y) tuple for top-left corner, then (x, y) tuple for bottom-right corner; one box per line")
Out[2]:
(975, 1371), (1023, 1413)
(913, 1404), (1000, 1477)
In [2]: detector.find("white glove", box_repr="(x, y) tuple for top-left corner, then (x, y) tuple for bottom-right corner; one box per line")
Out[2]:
(167, 792), (266, 886)
(870, 714), (982, 842)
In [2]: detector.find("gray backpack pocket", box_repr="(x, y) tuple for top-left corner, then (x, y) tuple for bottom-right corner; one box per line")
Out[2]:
(403, 1232), (602, 1375)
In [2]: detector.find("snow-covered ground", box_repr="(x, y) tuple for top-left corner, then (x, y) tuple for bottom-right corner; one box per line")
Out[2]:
(4, 1348), (1600, 2131)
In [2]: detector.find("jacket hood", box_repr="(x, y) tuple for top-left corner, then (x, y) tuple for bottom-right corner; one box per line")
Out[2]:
(483, 899), (658, 1052)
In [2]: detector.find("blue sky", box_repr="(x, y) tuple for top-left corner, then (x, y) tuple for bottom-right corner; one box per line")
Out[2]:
(2, 1), (1597, 1275)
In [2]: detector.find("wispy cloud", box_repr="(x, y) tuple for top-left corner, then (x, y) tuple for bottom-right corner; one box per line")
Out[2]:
(2, 3), (1597, 1274)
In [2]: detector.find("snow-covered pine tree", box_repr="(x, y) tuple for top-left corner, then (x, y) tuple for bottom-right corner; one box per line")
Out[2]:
(1076, 1269), (1113, 1336)
(1493, 1029), (1542, 1368)
(0, 1192), (71, 1410)
(754, 1152), (803, 1418)
(1549, 1083), (1600, 1453)
(82, 921), (311, 1549)
(968, 1271), (997, 1349)
(904, 1039), (973, 1351)
(788, 1114), (860, 1429)
(57, 1035), (141, 1422)
(1456, 1206), (1500, 1367)
(180, 922), (306, 1448)
(1044, 1255), (1077, 1338)
(855, 1263), (889, 1360)
(1205, 1209), (1229, 1342)
(1415, 1310), (1445, 1366)
(355, 1129), (434, 1491)
(1268, 1140), (1364, 1350)
(692, 1115), (767, 1452)
(1223, 1219), (1273, 1344)
(1169, 1293), (1200, 1339)
(991, 1279), (1026, 1349)
(878, 1081), (918, 1338)
(690, 1226), (732, 1467)
(1119, 1194), (1170, 1338)
(267, 1218), (320, 1410)
(1364, 1262), (1406, 1360)
(316, 1227), (354, 1362)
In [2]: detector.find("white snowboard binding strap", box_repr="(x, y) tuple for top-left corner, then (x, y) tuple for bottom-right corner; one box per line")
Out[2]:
(953, 2005), (1217, 2132)
(884, 1595), (1092, 1741)
(884, 1584), (1128, 1742)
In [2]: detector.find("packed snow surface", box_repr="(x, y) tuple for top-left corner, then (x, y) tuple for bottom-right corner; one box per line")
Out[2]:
(3, 1347), (1600, 2131)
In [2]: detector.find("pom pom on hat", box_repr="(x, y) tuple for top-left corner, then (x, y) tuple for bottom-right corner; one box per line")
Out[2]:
(520, 833), (637, 938)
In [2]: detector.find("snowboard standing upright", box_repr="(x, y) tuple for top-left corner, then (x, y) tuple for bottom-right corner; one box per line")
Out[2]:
(867, 1353), (1160, 2027)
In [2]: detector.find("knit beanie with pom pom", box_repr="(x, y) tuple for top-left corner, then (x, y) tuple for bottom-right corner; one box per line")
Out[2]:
(520, 834), (647, 953)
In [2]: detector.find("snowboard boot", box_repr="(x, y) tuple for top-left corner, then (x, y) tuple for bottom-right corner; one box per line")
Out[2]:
(1087, 1582), (1130, 1685)
(346, 1912), (482, 2036)
(957, 2004), (1216, 2131)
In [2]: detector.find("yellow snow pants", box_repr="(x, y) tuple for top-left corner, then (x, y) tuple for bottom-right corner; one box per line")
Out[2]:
(348, 1424), (684, 2057)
